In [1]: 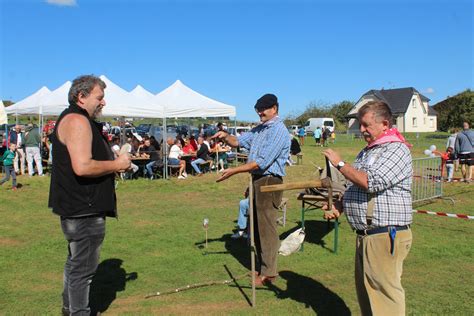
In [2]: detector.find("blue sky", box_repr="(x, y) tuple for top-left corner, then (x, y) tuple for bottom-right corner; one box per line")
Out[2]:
(0, 0), (472, 121)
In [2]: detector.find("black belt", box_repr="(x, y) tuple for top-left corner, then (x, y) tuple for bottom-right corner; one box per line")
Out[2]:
(60, 214), (105, 220)
(252, 174), (282, 181)
(356, 225), (410, 236)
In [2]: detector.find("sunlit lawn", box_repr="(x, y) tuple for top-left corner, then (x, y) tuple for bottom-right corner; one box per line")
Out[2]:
(0, 133), (473, 315)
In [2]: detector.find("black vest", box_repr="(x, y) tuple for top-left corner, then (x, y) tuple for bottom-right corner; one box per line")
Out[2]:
(48, 104), (117, 217)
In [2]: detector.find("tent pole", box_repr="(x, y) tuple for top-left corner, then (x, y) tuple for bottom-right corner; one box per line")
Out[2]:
(163, 116), (168, 179)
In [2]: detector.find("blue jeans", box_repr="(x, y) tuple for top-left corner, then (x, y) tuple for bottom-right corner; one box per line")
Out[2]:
(446, 163), (454, 180)
(237, 198), (249, 230)
(145, 161), (157, 178)
(191, 158), (206, 174)
(0, 165), (17, 188)
(61, 216), (106, 315)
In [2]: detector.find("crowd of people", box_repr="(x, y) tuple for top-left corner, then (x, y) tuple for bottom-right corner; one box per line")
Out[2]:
(108, 130), (236, 180)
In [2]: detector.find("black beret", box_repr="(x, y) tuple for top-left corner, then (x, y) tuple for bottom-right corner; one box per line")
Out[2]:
(254, 94), (278, 111)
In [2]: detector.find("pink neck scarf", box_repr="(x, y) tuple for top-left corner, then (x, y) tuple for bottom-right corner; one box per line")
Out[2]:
(367, 127), (412, 148)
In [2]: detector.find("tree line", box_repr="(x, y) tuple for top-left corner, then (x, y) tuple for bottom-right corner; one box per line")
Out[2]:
(433, 89), (473, 132)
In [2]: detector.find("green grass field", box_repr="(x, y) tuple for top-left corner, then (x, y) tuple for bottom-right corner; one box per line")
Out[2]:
(1, 133), (473, 315)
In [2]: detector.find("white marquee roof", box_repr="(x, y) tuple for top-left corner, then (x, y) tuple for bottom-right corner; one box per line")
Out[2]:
(5, 86), (51, 115)
(5, 77), (236, 119)
(155, 80), (236, 118)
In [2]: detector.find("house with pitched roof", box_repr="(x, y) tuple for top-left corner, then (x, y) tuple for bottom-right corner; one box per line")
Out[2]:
(347, 87), (437, 134)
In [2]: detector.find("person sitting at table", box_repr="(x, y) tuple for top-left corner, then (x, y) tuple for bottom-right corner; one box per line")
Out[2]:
(138, 138), (160, 180)
(189, 134), (198, 151)
(182, 138), (196, 156)
(110, 136), (121, 158)
(191, 136), (211, 176)
(123, 138), (139, 178)
(150, 135), (161, 151)
(214, 140), (231, 172)
(169, 139), (187, 179)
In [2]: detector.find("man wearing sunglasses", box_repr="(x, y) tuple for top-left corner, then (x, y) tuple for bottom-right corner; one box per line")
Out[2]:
(213, 93), (290, 286)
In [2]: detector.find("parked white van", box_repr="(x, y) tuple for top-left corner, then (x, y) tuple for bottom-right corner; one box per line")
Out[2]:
(304, 118), (335, 134)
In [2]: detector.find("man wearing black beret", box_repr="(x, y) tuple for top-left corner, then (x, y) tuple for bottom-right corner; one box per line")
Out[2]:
(213, 93), (290, 285)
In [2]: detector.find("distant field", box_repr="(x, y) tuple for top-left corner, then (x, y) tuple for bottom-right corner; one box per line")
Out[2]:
(0, 132), (472, 315)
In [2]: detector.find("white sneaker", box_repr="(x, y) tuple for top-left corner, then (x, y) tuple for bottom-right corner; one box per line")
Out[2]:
(183, 172), (188, 178)
(178, 175), (186, 180)
(219, 168), (225, 172)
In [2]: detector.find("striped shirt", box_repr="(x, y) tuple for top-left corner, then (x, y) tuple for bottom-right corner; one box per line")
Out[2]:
(343, 142), (413, 231)
(238, 116), (290, 177)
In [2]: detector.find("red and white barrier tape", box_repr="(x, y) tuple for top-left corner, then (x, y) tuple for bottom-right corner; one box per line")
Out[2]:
(413, 209), (474, 220)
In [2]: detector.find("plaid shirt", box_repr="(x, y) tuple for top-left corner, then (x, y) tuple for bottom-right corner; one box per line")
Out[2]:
(238, 116), (290, 177)
(343, 142), (413, 231)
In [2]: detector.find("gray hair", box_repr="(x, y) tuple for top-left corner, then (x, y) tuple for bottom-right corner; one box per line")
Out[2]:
(357, 101), (393, 127)
(68, 75), (106, 105)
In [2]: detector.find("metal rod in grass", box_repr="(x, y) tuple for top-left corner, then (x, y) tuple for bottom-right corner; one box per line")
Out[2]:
(248, 176), (256, 307)
(145, 271), (250, 298)
(203, 218), (209, 249)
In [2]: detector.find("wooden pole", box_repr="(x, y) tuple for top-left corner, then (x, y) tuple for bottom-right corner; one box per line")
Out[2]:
(259, 180), (324, 193)
(249, 176), (256, 307)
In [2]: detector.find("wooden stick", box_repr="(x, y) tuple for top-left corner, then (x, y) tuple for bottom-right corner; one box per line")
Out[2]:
(260, 180), (324, 193)
(249, 176), (256, 307)
(144, 272), (250, 299)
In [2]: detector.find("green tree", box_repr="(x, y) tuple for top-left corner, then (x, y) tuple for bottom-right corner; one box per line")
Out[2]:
(433, 89), (474, 131)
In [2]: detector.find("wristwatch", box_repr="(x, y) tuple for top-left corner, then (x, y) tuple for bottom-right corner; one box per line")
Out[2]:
(336, 161), (345, 170)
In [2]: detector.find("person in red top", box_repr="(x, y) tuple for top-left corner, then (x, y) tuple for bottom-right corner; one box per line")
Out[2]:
(182, 138), (196, 155)
(189, 135), (198, 151)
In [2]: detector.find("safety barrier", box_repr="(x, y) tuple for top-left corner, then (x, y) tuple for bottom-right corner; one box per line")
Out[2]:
(412, 157), (443, 203)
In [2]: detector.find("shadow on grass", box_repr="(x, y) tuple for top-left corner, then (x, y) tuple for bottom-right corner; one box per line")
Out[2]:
(89, 258), (138, 315)
(195, 235), (251, 270)
(268, 270), (351, 315)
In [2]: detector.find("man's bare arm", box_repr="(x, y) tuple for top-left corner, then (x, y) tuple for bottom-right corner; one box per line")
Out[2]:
(58, 114), (131, 177)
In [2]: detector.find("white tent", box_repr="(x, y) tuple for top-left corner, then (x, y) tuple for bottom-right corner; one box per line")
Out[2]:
(127, 84), (165, 118)
(130, 85), (156, 99)
(5, 86), (51, 115)
(155, 80), (236, 118)
(99, 76), (163, 118)
(0, 100), (7, 125)
(40, 81), (71, 115)
(37, 76), (161, 118)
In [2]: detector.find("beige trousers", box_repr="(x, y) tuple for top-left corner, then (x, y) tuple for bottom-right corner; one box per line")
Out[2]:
(355, 229), (412, 316)
(253, 175), (283, 277)
(14, 147), (26, 174)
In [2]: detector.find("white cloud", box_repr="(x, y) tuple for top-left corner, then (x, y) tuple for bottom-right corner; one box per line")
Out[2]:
(45, 0), (77, 7)
(425, 87), (435, 94)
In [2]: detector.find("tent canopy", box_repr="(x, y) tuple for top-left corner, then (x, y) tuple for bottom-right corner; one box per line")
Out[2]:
(155, 80), (236, 118)
(5, 77), (236, 119)
(0, 100), (8, 124)
(5, 86), (51, 115)
(99, 76), (164, 118)
(40, 81), (71, 115)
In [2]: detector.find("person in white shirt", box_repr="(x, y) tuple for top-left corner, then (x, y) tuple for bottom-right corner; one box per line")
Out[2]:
(168, 139), (187, 179)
